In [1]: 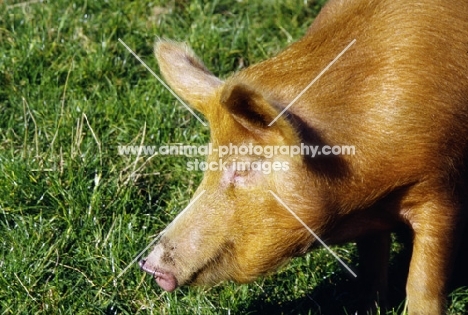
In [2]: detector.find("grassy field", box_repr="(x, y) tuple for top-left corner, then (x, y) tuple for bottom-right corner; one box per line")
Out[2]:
(1, 0), (467, 314)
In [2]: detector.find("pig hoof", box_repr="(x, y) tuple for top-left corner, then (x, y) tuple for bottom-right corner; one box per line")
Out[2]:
(139, 259), (178, 292)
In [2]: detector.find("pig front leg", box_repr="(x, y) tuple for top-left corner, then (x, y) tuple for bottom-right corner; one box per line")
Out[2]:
(357, 231), (390, 314)
(405, 200), (462, 315)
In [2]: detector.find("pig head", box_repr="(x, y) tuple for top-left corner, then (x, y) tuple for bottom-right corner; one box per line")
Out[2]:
(139, 41), (325, 291)
(139, 0), (468, 314)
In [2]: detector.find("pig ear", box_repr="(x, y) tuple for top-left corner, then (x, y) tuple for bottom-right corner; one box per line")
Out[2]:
(155, 40), (223, 114)
(220, 83), (298, 141)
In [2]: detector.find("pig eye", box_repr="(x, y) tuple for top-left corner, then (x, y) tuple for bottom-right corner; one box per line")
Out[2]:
(222, 162), (257, 187)
(230, 169), (250, 186)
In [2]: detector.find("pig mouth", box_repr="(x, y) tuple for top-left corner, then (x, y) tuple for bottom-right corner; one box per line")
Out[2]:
(139, 242), (237, 291)
(139, 257), (220, 291)
(139, 259), (178, 292)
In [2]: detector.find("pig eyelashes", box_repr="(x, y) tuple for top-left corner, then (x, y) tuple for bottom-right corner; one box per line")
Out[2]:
(234, 169), (249, 178)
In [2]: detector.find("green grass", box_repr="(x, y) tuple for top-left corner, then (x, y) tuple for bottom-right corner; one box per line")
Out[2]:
(0, 0), (467, 314)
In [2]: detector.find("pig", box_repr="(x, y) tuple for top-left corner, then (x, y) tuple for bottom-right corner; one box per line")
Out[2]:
(139, 0), (468, 314)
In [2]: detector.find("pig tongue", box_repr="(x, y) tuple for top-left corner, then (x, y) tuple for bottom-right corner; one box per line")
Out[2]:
(139, 259), (178, 292)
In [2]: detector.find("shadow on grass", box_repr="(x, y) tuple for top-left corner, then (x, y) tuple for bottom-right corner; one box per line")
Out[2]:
(242, 225), (468, 314)
(241, 228), (413, 315)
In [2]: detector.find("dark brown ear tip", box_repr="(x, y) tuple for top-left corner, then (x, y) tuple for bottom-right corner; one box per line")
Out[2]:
(220, 83), (254, 109)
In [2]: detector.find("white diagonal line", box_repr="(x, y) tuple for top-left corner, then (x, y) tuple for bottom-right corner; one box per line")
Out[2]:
(115, 190), (206, 279)
(163, 189), (206, 232)
(118, 38), (207, 127)
(115, 231), (163, 279)
(268, 39), (356, 126)
(268, 190), (357, 278)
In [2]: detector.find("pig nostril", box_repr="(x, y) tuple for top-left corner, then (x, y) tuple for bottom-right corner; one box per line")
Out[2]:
(138, 259), (146, 269)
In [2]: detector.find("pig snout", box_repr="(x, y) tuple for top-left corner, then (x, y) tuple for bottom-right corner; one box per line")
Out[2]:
(139, 248), (178, 292)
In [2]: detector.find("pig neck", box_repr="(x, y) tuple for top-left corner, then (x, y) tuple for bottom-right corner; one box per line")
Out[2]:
(229, 28), (437, 240)
(226, 0), (468, 243)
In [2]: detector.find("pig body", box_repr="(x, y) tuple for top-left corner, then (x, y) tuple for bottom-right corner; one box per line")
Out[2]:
(140, 0), (468, 314)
